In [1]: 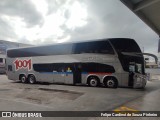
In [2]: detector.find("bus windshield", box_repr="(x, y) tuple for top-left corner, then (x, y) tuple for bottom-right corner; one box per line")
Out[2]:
(136, 63), (142, 74)
(109, 38), (142, 53)
(129, 63), (142, 74)
(109, 38), (145, 74)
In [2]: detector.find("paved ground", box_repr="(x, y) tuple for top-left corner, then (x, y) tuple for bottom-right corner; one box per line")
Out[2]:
(0, 74), (160, 120)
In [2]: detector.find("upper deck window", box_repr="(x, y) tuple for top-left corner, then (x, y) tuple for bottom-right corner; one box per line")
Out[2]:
(109, 39), (141, 53)
(7, 39), (115, 58)
(74, 41), (115, 54)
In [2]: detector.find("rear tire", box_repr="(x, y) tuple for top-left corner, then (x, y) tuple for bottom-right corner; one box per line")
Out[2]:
(104, 77), (118, 88)
(88, 76), (99, 87)
(28, 75), (36, 84)
(20, 75), (27, 83)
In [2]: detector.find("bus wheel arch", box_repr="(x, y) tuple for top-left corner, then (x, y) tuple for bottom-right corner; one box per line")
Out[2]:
(19, 74), (27, 83)
(103, 76), (118, 88)
(87, 75), (100, 87)
(28, 74), (36, 84)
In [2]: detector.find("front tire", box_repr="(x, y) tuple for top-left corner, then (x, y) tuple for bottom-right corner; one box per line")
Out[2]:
(28, 75), (36, 84)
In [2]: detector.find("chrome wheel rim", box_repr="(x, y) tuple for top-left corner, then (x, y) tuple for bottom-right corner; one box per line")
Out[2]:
(21, 76), (26, 83)
(107, 80), (114, 87)
(90, 79), (97, 87)
(29, 77), (34, 84)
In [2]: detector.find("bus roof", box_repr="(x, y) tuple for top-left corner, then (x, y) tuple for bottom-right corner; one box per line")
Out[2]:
(7, 38), (134, 51)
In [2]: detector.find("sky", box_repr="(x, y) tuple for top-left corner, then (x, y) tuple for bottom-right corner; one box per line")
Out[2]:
(0, 0), (159, 55)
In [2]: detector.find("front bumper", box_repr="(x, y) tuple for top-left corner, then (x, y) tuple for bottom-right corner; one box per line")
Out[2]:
(133, 74), (147, 88)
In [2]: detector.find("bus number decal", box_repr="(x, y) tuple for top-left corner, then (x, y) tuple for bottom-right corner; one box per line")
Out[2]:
(14, 59), (32, 71)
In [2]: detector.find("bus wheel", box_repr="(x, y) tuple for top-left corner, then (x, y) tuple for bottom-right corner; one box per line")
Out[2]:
(104, 77), (118, 88)
(20, 75), (27, 83)
(88, 76), (99, 87)
(28, 75), (36, 84)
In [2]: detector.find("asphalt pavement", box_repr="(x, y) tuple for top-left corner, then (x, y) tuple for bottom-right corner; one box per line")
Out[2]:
(0, 74), (160, 120)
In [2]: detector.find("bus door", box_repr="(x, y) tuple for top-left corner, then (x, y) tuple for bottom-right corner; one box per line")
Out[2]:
(73, 64), (82, 85)
(128, 62), (135, 87)
(133, 63), (145, 88)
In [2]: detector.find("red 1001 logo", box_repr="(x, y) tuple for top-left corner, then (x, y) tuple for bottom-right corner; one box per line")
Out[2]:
(14, 59), (32, 71)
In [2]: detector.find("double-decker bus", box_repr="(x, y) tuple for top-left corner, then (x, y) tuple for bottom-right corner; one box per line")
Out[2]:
(6, 38), (147, 88)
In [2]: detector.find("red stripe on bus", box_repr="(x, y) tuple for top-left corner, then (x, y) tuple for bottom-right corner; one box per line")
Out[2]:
(88, 72), (112, 75)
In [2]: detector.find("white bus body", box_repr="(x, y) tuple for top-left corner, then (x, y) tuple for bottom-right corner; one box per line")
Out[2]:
(6, 38), (147, 88)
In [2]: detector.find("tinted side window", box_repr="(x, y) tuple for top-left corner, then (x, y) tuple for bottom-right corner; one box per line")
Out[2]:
(109, 39), (141, 53)
(7, 44), (74, 58)
(74, 41), (114, 54)
(73, 43), (88, 54)
(48, 44), (73, 55)
(33, 64), (53, 72)
(89, 41), (114, 54)
(33, 63), (115, 73)
(98, 63), (115, 73)
(81, 63), (97, 72)
(81, 63), (115, 73)
(33, 63), (75, 72)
